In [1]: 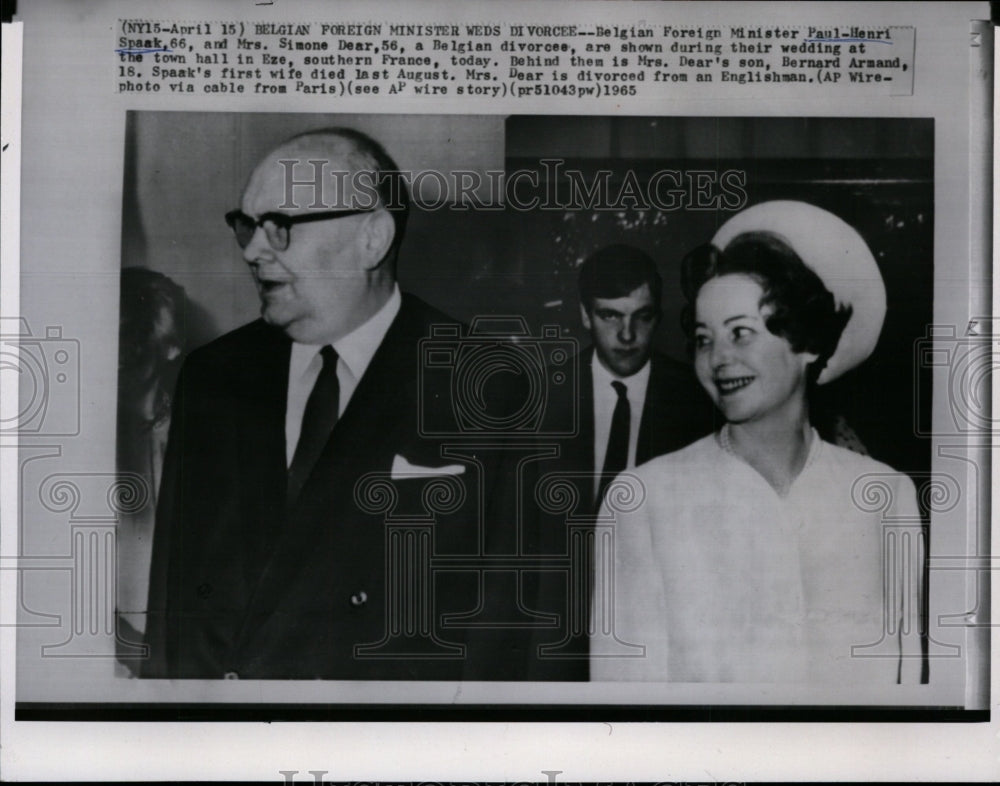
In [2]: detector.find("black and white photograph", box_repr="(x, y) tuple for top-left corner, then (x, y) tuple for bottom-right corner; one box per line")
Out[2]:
(2, 0), (993, 781)
(104, 111), (943, 699)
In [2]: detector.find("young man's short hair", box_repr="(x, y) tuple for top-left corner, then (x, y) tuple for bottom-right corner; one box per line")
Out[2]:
(578, 244), (663, 311)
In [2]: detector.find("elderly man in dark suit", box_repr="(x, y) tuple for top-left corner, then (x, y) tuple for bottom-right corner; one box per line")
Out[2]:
(143, 128), (499, 679)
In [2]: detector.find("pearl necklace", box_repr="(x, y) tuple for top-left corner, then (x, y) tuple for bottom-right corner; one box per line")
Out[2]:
(718, 422), (737, 456)
(718, 423), (820, 497)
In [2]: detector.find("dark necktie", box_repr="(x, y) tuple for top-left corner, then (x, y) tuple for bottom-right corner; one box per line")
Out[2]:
(287, 345), (340, 506)
(596, 379), (630, 510)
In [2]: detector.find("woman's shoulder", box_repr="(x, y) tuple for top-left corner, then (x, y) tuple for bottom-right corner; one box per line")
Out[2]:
(630, 434), (722, 480)
(605, 434), (722, 517)
(818, 439), (917, 493)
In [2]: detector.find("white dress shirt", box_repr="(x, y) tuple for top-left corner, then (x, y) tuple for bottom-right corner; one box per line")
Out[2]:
(591, 355), (651, 492)
(285, 285), (402, 466)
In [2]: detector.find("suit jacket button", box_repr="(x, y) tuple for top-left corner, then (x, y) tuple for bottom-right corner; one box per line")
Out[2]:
(350, 591), (368, 606)
(223, 671), (239, 680)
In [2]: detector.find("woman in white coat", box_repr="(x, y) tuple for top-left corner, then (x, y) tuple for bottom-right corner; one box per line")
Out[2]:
(591, 202), (921, 684)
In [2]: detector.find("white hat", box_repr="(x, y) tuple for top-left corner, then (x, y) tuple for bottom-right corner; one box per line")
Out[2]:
(711, 200), (886, 384)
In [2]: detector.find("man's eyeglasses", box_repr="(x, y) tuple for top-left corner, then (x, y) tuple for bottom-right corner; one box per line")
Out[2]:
(225, 208), (375, 251)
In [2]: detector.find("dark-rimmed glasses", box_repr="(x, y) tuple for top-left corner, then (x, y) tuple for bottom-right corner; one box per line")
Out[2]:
(225, 208), (375, 251)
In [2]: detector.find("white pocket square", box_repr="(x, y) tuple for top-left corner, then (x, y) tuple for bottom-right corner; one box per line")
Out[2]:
(390, 454), (466, 480)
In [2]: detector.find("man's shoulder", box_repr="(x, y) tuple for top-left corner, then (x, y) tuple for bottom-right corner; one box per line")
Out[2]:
(574, 348), (697, 382)
(183, 319), (287, 372)
(399, 292), (453, 320)
(569, 346), (702, 402)
(367, 293), (461, 354)
(648, 350), (697, 385)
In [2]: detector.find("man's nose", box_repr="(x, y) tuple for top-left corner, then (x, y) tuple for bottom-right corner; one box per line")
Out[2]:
(242, 225), (272, 264)
(618, 318), (636, 343)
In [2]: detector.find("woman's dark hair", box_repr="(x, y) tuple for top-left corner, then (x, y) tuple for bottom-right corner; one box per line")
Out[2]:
(680, 231), (852, 385)
(118, 267), (187, 421)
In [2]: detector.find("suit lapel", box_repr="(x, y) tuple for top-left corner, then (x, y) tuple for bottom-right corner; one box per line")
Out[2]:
(233, 323), (291, 540)
(235, 297), (428, 634)
(636, 353), (662, 466)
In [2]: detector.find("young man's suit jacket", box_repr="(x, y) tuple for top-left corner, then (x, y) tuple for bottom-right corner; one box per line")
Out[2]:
(517, 347), (719, 681)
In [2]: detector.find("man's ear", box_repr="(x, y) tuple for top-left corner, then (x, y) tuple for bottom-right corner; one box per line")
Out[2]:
(359, 210), (395, 269)
(579, 303), (593, 331)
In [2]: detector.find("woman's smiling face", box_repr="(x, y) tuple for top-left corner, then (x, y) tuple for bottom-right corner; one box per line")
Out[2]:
(693, 274), (816, 425)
